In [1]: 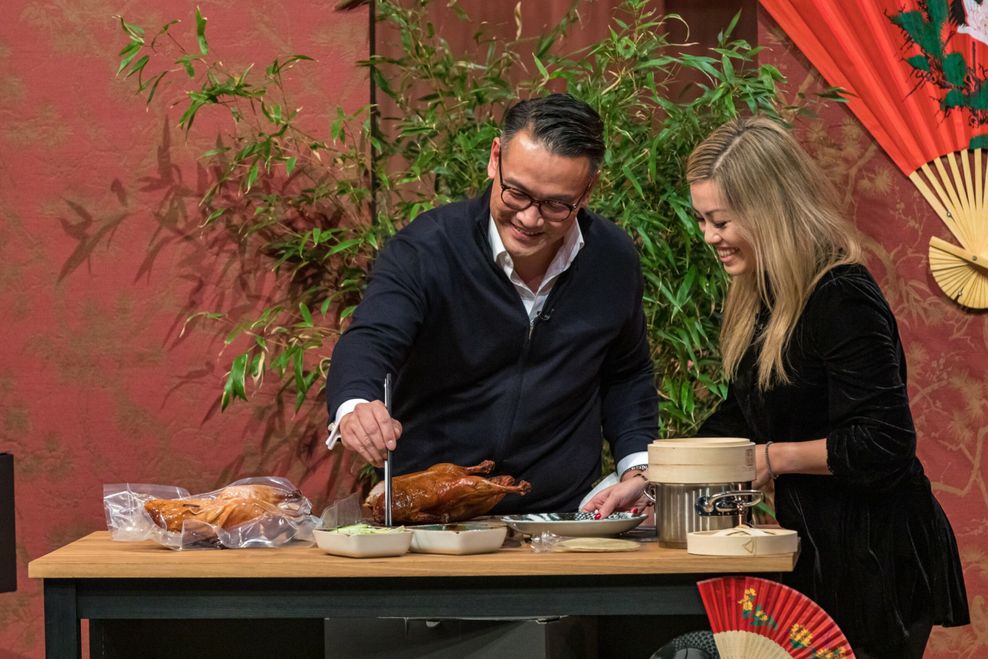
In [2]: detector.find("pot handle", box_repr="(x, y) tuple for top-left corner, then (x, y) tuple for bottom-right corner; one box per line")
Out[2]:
(642, 486), (656, 505)
(694, 489), (763, 516)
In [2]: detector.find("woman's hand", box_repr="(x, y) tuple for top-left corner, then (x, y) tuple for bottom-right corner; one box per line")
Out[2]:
(580, 475), (649, 518)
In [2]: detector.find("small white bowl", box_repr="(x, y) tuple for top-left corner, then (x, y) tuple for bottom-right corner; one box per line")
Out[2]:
(313, 527), (412, 558)
(410, 522), (508, 555)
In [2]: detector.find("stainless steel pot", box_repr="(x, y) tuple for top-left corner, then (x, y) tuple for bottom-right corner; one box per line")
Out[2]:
(645, 482), (762, 548)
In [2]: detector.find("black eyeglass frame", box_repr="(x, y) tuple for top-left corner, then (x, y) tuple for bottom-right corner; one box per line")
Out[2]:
(496, 155), (594, 222)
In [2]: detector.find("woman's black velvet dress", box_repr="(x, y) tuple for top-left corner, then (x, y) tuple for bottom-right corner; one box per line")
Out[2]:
(698, 264), (969, 655)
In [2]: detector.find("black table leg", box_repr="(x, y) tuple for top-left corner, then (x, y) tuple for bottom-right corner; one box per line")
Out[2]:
(44, 580), (80, 659)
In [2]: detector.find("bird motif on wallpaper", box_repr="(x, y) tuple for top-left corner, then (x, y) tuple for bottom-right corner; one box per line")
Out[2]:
(953, 0), (988, 45)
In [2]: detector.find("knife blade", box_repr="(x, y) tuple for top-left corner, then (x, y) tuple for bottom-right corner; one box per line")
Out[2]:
(383, 372), (393, 527)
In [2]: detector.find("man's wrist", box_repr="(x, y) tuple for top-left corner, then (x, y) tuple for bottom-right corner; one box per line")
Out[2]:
(325, 398), (369, 451)
(620, 464), (649, 481)
(616, 451), (649, 479)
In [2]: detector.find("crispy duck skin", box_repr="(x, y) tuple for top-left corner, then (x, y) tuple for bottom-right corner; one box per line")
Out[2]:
(365, 460), (532, 524)
(144, 484), (303, 533)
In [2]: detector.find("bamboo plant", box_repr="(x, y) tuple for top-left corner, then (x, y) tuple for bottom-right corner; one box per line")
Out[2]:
(114, 0), (817, 485)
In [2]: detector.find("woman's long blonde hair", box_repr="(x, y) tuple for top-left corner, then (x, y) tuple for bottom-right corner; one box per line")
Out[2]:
(686, 116), (861, 390)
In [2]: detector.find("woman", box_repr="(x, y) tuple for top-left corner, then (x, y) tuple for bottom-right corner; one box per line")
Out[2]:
(686, 116), (968, 658)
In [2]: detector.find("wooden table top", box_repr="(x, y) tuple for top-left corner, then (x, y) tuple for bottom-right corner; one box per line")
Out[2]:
(28, 532), (796, 580)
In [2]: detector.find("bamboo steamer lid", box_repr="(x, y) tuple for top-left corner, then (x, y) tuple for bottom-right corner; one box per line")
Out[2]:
(647, 437), (755, 484)
(687, 525), (799, 556)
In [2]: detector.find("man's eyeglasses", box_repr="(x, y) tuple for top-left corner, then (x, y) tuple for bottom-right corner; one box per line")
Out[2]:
(497, 156), (592, 222)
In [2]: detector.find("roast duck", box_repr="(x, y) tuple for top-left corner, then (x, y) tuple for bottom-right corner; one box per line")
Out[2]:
(365, 460), (531, 524)
(144, 483), (306, 533)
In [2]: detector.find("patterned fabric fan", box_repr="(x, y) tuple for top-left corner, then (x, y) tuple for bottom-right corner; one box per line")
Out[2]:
(759, 0), (988, 308)
(697, 576), (854, 658)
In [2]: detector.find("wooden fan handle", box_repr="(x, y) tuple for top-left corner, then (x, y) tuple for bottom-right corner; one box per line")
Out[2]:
(930, 236), (988, 269)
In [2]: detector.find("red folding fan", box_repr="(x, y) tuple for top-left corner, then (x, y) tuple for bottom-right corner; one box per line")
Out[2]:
(760, 0), (988, 308)
(697, 576), (854, 658)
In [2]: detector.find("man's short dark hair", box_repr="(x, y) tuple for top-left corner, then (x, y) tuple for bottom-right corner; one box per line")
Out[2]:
(501, 93), (605, 172)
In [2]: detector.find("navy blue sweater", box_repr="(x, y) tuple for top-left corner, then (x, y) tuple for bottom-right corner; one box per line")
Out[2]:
(326, 188), (657, 512)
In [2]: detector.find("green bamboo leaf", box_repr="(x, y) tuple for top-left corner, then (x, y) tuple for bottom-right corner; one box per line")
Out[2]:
(116, 41), (142, 75)
(298, 302), (314, 327)
(125, 55), (149, 80)
(203, 208), (226, 225)
(292, 349), (305, 389)
(294, 387), (308, 411)
(285, 156), (297, 175)
(634, 57), (674, 71)
(236, 63), (255, 87)
(294, 370), (320, 411)
(244, 161), (259, 192)
(753, 501), (777, 520)
(721, 54), (735, 81)
(179, 311), (224, 338)
(222, 353), (249, 410)
(117, 16), (145, 42)
(328, 238), (362, 255)
(176, 54), (198, 78)
(177, 99), (204, 130)
(235, 143), (258, 160)
(533, 53), (549, 80)
(141, 71), (168, 105)
(621, 162), (644, 199)
(150, 19), (180, 47)
(535, 33), (559, 59)
(280, 54), (315, 69)
(263, 103), (282, 124)
(195, 6), (209, 55)
(723, 10), (741, 39)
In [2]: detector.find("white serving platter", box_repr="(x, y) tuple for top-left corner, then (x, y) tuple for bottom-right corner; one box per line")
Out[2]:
(313, 527), (412, 558)
(409, 521), (508, 555)
(500, 512), (647, 538)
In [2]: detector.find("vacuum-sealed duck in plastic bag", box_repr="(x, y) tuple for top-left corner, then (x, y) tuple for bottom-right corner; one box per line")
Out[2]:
(103, 477), (317, 549)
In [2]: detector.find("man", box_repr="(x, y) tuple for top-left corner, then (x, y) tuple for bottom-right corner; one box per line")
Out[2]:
(325, 94), (656, 516)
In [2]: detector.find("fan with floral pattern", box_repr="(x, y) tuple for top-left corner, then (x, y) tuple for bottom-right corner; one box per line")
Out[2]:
(697, 576), (854, 658)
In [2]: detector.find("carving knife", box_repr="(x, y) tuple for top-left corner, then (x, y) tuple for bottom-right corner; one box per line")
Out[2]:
(383, 373), (393, 527)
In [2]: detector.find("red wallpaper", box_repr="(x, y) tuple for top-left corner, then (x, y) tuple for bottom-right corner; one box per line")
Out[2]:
(0, 2), (981, 657)
(0, 3), (369, 656)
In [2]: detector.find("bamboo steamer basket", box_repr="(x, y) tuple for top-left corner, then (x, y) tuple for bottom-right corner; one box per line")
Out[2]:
(686, 525), (798, 556)
(647, 438), (759, 548)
